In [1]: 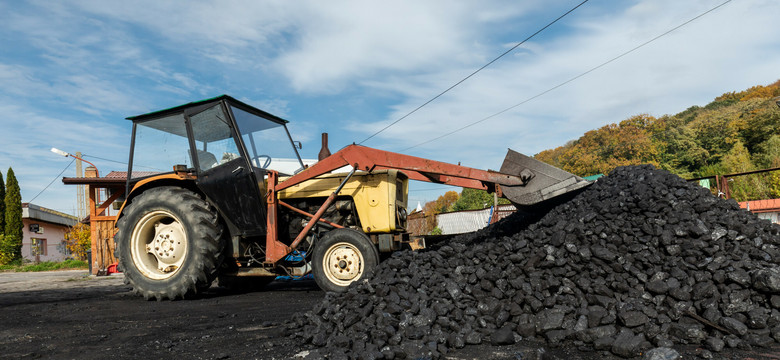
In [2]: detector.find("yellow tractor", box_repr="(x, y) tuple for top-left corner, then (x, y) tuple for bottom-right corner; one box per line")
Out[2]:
(114, 95), (590, 299)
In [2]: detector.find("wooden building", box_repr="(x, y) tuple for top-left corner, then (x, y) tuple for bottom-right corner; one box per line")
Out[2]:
(62, 171), (141, 274)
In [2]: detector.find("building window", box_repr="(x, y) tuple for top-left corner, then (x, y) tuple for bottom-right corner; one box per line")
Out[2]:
(31, 238), (47, 256)
(58, 241), (71, 256)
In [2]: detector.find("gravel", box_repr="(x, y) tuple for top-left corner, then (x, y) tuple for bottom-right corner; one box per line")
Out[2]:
(287, 165), (780, 359)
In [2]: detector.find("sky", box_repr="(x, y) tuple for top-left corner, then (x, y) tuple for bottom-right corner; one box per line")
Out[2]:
(0, 0), (778, 216)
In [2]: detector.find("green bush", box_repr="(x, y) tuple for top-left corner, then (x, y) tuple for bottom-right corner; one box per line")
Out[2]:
(0, 259), (88, 272)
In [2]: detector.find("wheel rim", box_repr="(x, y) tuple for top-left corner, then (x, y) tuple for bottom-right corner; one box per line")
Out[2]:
(130, 210), (187, 280)
(323, 242), (364, 286)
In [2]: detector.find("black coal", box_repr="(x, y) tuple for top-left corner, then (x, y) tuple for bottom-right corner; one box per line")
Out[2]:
(287, 165), (780, 359)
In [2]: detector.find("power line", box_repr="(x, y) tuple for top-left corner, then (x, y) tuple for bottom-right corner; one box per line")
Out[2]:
(358, 0), (590, 145)
(403, 0), (733, 151)
(28, 158), (75, 203)
(82, 154), (127, 165)
(82, 153), (163, 171)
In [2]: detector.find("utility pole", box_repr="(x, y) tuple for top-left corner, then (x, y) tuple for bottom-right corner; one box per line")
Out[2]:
(75, 151), (86, 220)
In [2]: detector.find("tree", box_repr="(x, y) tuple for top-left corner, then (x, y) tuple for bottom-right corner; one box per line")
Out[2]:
(1, 168), (22, 264)
(64, 223), (91, 261)
(754, 135), (780, 168)
(451, 188), (510, 211)
(420, 191), (460, 235)
(422, 191), (459, 214)
(0, 171), (4, 235)
(452, 188), (493, 211)
(533, 79), (780, 200)
(758, 135), (780, 198)
(770, 172), (780, 198)
(720, 140), (764, 201)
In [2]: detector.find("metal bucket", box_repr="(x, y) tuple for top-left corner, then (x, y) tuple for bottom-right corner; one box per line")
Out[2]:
(499, 149), (592, 207)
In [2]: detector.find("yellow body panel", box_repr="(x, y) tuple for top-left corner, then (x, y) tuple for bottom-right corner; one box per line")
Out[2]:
(278, 170), (408, 233)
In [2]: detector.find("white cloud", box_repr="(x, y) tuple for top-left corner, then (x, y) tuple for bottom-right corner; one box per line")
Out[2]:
(355, 0), (780, 163)
(2, 0), (779, 212)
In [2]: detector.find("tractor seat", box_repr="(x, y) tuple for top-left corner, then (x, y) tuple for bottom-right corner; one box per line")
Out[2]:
(191, 149), (218, 169)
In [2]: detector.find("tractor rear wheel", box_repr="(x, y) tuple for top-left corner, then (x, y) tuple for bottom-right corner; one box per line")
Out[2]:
(115, 186), (224, 300)
(312, 228), (378, 292)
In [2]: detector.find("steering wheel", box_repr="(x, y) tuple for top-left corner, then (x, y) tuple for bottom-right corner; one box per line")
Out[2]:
(252, 154), (272, 169)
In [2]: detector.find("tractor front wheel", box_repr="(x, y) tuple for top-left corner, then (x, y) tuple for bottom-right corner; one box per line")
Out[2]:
(115, 187), (224, 300)
(312, 228), (378, 292)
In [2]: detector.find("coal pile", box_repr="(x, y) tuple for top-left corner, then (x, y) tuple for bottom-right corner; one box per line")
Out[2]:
(287, 165), (780, 359)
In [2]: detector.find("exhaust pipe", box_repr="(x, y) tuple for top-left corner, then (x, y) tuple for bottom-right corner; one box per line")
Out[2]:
(318, 133), (331, 161)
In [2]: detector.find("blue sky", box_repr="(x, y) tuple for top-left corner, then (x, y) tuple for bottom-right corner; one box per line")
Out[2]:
(1, 0), (778, 215)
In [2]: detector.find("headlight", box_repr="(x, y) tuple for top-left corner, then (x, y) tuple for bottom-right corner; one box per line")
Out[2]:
(397, 206), (407, 223)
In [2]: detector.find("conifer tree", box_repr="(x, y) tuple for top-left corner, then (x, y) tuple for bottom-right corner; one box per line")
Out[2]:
(0, 172), (5, 235)
(2, 168), (22, 263)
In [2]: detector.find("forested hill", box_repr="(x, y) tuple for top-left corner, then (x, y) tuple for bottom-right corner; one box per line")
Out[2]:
(535, 80), (780, 201)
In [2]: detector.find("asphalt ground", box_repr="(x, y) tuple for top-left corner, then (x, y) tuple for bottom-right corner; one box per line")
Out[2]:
(1, 271), (778, 360)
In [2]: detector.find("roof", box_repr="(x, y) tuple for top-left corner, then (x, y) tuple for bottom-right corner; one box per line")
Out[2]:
(739, 199), (780, 213)
(62, 171), (161, 186)
(22, 203), (79, 227)
(126, 94), (289, 124)
(104, 171), (159, 179)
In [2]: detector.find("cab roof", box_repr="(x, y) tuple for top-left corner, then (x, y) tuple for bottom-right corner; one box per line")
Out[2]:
(125, 94), (289, 124)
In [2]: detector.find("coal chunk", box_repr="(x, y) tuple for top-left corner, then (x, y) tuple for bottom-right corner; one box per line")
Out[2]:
(611, 328), (645, 358)
(720, 317), (749, 336)
(752, 267), (780, 294)
(490, 326), (515, 345)
(705, 337), (725, 352)
(643, 347), (680, 360)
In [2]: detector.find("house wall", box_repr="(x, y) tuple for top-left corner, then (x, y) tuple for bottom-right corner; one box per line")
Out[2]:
(435, 204), (517, 235)
(738, 199), (780, 225)
(21, 218), (72, 262)
(755, 212), (779, 224)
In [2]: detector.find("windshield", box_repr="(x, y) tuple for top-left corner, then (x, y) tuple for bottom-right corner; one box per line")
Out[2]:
(128, 97), (303, 179)
(130, 113), (191, 179)
(231, 106), (303, 175)
(189, 104), (241, 170)
(130, 104), (243, 179)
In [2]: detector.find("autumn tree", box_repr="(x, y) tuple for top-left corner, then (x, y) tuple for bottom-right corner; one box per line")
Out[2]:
(715, 140), (764, 201)
(757, 135), (780, 198)
(0, 172), (4, 235)
(1, 168), (22, 264)
(541, 114), (660, 176)
(64, 223), (91, 261)
(420, 191), (460, 234)
(770, 172), (780, 198)
(451, 188), (510, 211)
(422, 191), (459, 214)
(534, 79), (780, 200)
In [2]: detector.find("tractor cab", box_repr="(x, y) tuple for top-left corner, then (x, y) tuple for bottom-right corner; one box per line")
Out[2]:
(126, 95), (305, 237)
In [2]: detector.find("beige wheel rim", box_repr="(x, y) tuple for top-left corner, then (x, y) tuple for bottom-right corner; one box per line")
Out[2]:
(130, 210), (187, 280)
(323, 242), (364, 286)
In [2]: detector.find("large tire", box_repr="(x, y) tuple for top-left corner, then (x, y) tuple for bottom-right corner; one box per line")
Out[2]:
(115, 187), (224, 300)
(312, 228), (379, 293)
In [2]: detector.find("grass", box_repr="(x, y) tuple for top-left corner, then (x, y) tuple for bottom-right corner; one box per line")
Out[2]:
(0, 259), (88, 272)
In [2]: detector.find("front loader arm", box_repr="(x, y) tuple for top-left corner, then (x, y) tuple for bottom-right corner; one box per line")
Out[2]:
(276, 144), (528, 192)
(265, 144), (590, 264)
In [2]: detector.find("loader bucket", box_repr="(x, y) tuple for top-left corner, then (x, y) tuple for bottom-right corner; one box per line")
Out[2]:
(499, 149), (592, 207)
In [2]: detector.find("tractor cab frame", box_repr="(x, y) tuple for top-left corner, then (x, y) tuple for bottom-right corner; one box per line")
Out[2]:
(126, 95), (303, 238)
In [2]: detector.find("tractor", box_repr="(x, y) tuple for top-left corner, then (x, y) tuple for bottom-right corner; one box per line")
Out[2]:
(114, 95), (590, 300)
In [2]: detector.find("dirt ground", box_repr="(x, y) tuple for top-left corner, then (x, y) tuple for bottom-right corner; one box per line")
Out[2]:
(1, 271), (778, 360)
